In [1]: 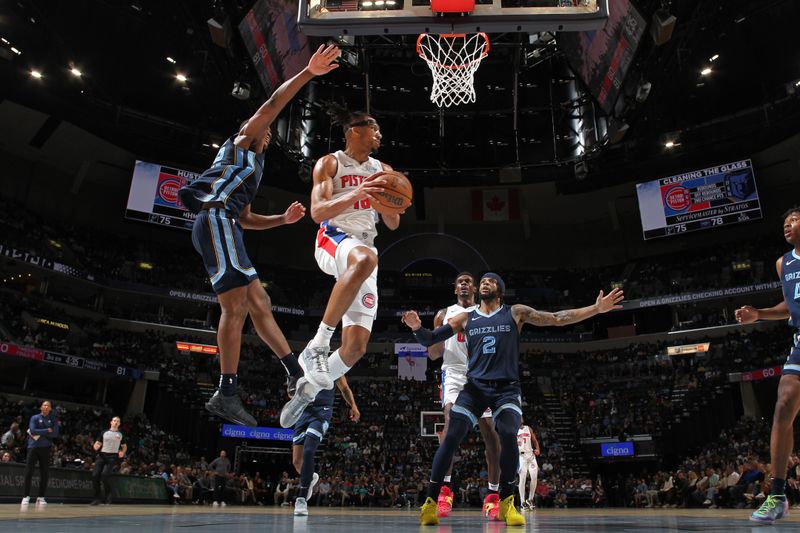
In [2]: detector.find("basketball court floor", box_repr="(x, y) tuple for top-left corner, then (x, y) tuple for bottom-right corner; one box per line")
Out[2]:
(1, 505), (797, 532)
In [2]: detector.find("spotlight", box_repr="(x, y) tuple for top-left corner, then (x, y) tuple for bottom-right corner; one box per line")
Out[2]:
(700, 67), (712, 76)
(211, 143), (220, 149)
(709, 54), (719, 62)
(30, 69), (42, 79)
(10, 46), (21, 55)
(166, 56), (177, 64)
(70, 67), (82, 77)
(664, 140), (680, 149)
(176, 73), (187, 82)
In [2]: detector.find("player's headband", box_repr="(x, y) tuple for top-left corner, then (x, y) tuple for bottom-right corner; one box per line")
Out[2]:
(481, 272), (505, 293)
(348, 118), (378, 129)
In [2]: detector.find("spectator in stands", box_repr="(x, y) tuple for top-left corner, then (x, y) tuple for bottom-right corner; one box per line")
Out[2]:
(316, 476), (331, 506)
(209, 450), (231, 507)
(274, 471), (291, 506)
(2, 422), (20, 449)
(2, 451), (12, 463)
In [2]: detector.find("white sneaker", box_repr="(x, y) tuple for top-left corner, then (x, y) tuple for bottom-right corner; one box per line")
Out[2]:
(213, 501), (219, 507)
(295, 497), (308, 516)
(280, 378), (316, 428)
(300, 343), (332, 390)
(221, 501), (227, 507)
(703, 499), (711, 505)
(36, 497), (47, 506)
(21, 497), (30, 506)
(307, 473), (320, 500)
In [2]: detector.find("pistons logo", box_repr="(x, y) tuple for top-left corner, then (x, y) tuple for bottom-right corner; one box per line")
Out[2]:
(664, 186), (691, 211)
(159, 179), (181, 203)
(362, 293), (376, 309)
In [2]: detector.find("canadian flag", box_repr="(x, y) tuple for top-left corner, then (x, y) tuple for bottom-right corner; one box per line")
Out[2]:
(471, 189), (521, 221)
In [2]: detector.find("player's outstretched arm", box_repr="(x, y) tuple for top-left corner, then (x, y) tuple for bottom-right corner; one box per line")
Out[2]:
(309, 155), (387, 223)
(736, 257), (789, 323)
(426, 309), (447, 360)
(336, 376), (360, 422)
(238, 45), (340, 146)
(238, 202), (306, 230)
(512, 287), (624, 328)
(401, 310), (466, 347)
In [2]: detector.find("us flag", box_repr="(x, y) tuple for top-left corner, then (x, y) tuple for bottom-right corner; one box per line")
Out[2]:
(325, 0), (359, 11)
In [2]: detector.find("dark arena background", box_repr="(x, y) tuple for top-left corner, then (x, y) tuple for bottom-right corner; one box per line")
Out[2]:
(1, 0), (800, 531)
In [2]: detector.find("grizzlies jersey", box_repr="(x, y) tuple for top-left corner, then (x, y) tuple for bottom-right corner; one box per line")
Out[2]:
(179, 136), (265, 218)
(441, 304), (477, 376)
(327, 150), (382, 246)
(782, 249), (800, 330)
(464, 305), (519, 381)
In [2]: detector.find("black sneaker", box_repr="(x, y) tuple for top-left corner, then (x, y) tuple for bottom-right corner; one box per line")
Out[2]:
(89, 499), (101, 506)
(205, 390), (257, 426)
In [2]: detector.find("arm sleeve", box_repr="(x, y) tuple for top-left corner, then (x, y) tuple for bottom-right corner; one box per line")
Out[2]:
(29, 416), (49, 436)
(412, 324), (455, 347)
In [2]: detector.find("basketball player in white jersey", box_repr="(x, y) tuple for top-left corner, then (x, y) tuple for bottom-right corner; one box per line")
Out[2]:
(517, 418), (540, 510)
(280, 104), (404, 427)
(427, 272), (502, 518)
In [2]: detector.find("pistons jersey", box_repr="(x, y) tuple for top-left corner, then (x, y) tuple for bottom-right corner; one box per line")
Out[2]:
(326, 150), (383, 246)
(517, 425), (534, 454)
(783, 249), (800, 331)
(441, 303), (477, 376)
(464, 304), (520, 382)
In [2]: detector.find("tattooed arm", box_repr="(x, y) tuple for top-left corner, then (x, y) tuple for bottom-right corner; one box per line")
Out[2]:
(511, 288), (624, 328)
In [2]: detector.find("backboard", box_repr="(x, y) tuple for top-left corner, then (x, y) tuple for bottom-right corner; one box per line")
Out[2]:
(298, 0), (608, 36)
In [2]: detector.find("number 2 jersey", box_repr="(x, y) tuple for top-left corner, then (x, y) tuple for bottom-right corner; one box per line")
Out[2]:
(326, 150), (383, 246)
(464, 304), (520, 382)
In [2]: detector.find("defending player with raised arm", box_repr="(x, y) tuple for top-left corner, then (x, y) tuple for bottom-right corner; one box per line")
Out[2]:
(178, 45), (340, 427)
(279, 103), (406, 428)
(402, 273), (622, 526)
(427, 273), (503, 519)
(738, 207), (800, 524)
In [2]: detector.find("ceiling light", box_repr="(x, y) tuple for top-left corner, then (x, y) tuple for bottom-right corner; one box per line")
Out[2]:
(709, 54), (719, 62)
(664, 141), (680, 148)
(10, 47), (21, 55)
(700, 67), (712, 76)
(734, 16), (746, 24)
(166, 56), (176, 64)
(211, 143), (220, 149)
(795, 80), (800, 87)
(70, 67), (82, 77)
(0, 38), (8, 44)
(176, 73), (187, 82)
(30, 69), (42, 79)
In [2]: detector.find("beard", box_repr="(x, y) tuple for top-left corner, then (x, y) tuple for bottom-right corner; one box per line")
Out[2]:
(479, 289), (500, 302)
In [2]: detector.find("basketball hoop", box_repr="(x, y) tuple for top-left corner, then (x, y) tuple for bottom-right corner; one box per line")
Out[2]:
(416, 32), (490, 108)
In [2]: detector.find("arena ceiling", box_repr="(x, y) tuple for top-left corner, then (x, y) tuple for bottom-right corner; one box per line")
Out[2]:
(1, 0), (799, 193)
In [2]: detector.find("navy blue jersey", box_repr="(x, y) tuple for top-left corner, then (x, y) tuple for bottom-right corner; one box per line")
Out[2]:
(178, 136), (264, 218)
(782, 249), (800, 330)
(464, 304), (519, 381)
(312, 387), (336, 409)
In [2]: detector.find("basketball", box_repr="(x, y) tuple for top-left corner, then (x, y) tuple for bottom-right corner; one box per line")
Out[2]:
(370, 170), (413, 215)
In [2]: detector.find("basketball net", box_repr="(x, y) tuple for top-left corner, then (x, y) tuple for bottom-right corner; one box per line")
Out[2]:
(416, 32), (490, 108)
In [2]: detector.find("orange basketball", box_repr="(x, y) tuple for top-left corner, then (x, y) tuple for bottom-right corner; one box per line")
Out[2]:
(370, 170), (412, 215)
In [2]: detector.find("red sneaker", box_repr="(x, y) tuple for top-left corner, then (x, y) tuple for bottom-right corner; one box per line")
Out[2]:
(437, 485), (453, 517)
(483, 493), (500, 520)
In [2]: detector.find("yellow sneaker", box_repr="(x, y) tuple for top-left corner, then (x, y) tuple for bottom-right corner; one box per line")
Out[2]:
(420, 497), (440, 525)
(498, 495), (526, 526)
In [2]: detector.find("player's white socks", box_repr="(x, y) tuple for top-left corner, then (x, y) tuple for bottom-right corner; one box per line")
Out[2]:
(328, 350), (351, 382)
(310, 322), (336, 348)
(444, 475), (451, 483)
(488, 483), (499, 491)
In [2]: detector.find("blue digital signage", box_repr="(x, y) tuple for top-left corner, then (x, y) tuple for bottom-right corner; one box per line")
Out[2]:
(600, 442), (635, 457)
(221, 424), (294, 441)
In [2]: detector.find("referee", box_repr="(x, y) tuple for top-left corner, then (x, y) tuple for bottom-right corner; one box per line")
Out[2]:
(90, 416), (126, 505)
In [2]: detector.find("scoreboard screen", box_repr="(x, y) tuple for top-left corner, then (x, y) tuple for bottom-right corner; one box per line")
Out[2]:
(125, 160), (199, 230)
(636, 159), (762, 240)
